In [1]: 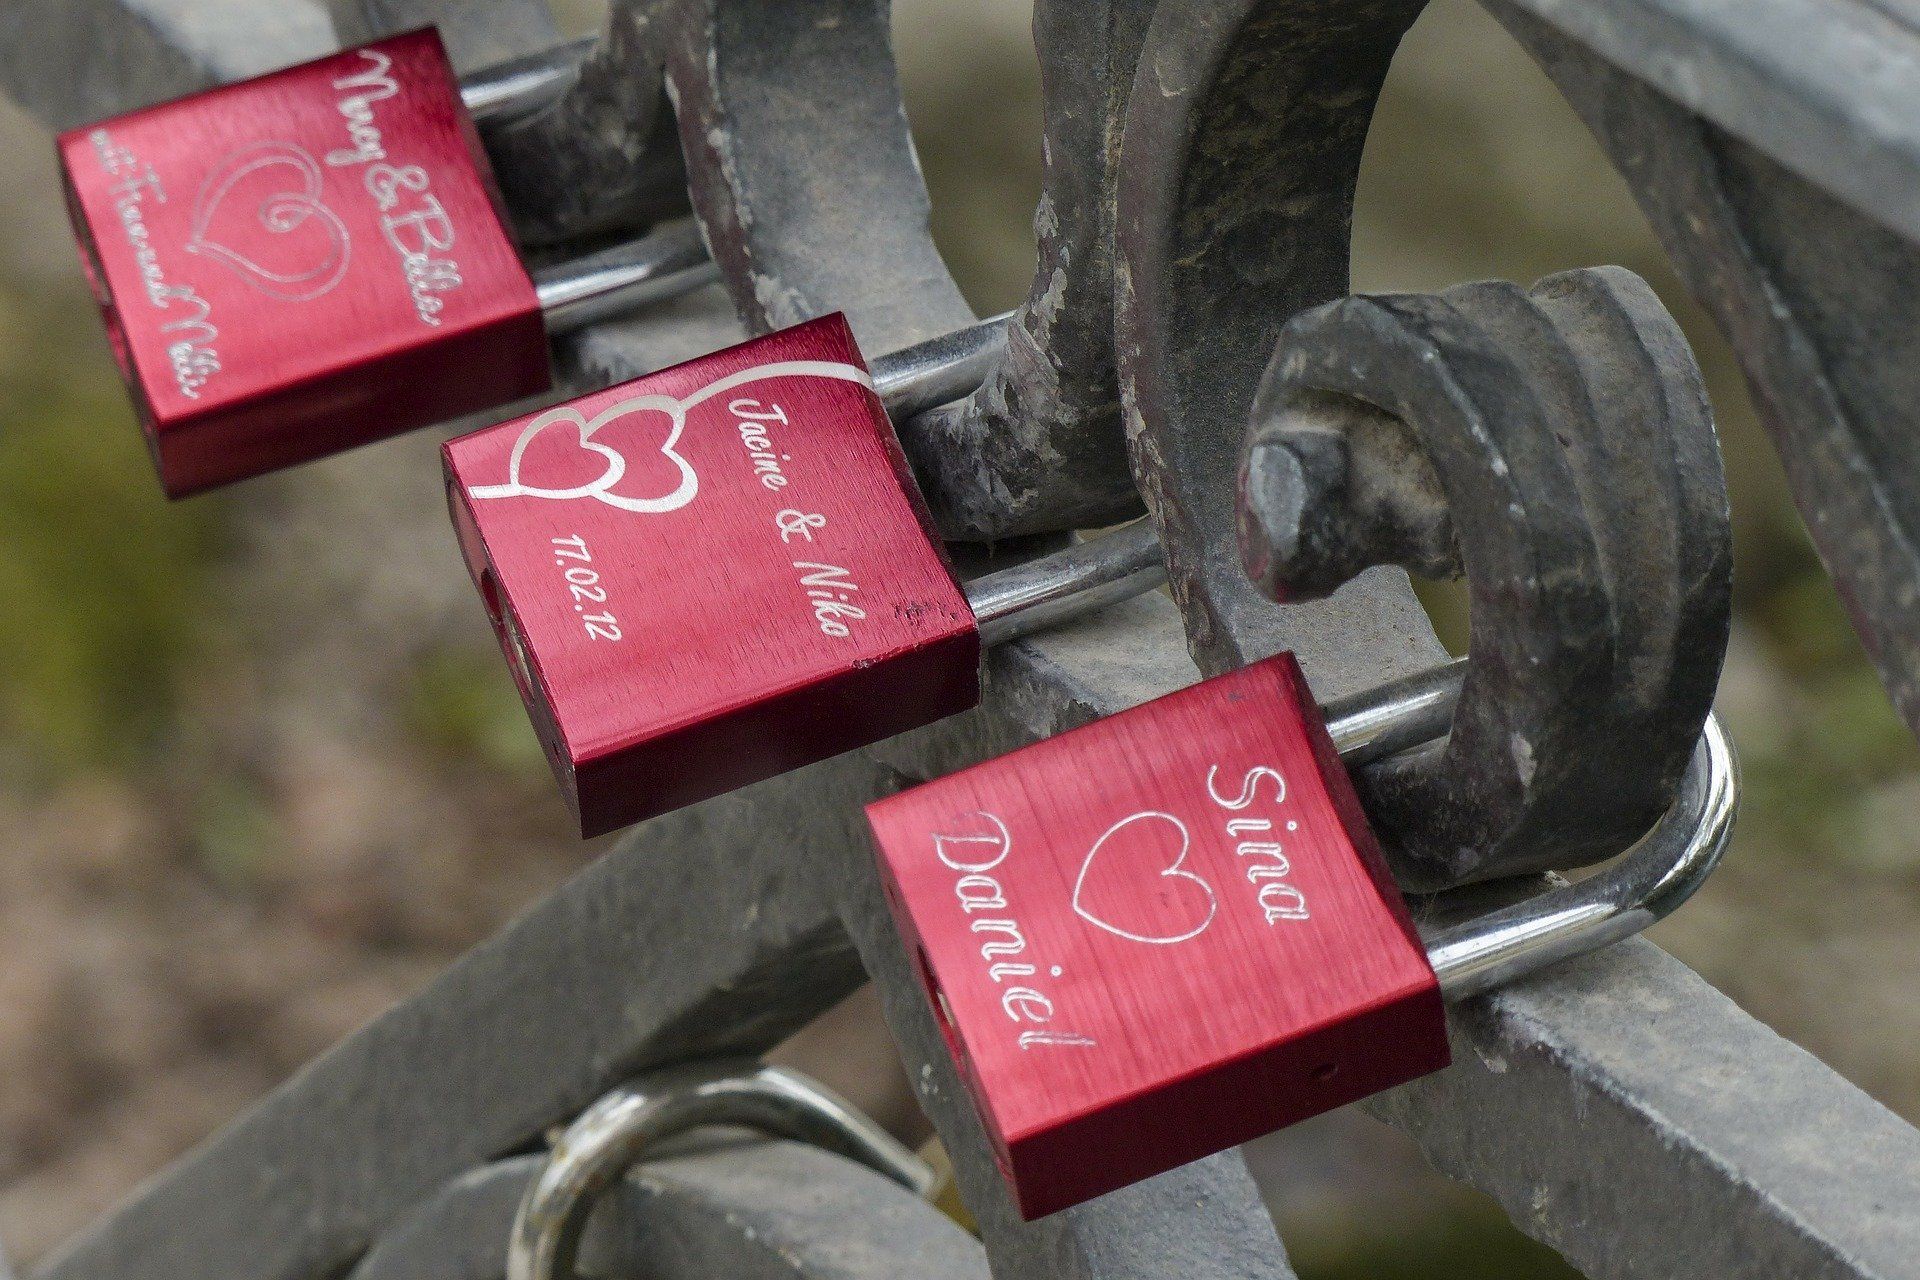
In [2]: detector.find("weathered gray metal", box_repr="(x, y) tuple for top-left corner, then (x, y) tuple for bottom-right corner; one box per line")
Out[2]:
(340, 0), (692, 247)
(1488, 0), (1920, 746)
(1115, 0), (1441, 691)
(1237, 268), (1730, 887)
(350, 1145), (987, 1280)
(644, 0), (1148, 540)
(1369, 939), (1920, 1280)
(328, 0), (557, 68)
(427, 2), (692, 248)
(0, 0), (335, 122)
(9, 2), (1920, 1280)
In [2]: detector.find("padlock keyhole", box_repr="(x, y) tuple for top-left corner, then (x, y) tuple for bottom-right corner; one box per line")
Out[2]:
(63, 181), (140, 419)
(478, 567), (536, 704)
(477, 565), (568, 783)
(914, 944), (967, 1069)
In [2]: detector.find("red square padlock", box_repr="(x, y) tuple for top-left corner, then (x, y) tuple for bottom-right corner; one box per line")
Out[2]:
(59, 28), (546, 496)
(866, 653), (1448, 1218)
(443, 313), (979, 838)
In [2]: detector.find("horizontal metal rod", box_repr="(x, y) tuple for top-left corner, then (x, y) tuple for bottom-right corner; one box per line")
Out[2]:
(532, 220), (720, 333)
(872, 313), (1013, 421)
(458, 36), (595, 126)
(1322, 657), (1467, 767)
(967, 521), (1166, 646)
(464, 42), (720, 333)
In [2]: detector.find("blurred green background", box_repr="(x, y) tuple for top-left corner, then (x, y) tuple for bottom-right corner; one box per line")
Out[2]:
(0, 0), (1916, 1274)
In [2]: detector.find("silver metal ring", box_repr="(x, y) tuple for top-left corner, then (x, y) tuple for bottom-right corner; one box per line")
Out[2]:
(1318, 659), (1739, 997)
(1424, 713), (1740, 1000)
(506, 1061), (934, 1280)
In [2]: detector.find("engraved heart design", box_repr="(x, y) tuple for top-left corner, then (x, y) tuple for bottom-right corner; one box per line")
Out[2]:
(186, 142), (350, 302)
(1072, 812), (1218, 946)
(468, 395), (699, 514)
(506, 409), (627, 497)
(466, 359), (880, 515)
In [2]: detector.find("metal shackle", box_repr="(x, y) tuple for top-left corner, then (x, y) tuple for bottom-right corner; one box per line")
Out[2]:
(507, 663), (1731, 1279)
(506, 1063), (937, 1280)
(1318, 659), (1739, 999)
(424, 40), (720, 334)
(863, 312), (1170, 640)
(457, 38), (596, 127)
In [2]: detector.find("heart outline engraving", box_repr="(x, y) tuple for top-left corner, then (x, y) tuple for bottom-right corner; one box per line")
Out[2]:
(1072, 811), (1218, 946)
(186, 142), (351, 302)
(467, 359), (876, 515)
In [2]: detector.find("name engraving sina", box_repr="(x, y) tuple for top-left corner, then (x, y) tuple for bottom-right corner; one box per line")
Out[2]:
(1206, 765), (1310, 925)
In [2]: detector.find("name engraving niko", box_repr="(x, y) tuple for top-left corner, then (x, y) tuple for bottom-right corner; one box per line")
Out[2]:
(740, 396), (868, 641)
(325, 49), (463, 326)
(87, 129), (223, 399)
(930, 813), (1096, 1051)
(776, 507), (864, 638)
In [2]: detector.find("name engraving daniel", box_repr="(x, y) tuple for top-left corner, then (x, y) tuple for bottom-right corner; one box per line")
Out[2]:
(930, 813), (1095, 1051)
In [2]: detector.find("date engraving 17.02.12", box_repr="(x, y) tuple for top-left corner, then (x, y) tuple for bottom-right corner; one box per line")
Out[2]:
(550, 535), (621, 641)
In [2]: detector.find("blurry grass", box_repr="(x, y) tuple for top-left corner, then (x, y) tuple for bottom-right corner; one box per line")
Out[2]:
(192, 776), (281, 891)
(0, 293), (227, 777)
(1290, 1201), (1582, 1280)
(403, 648), (551, 779)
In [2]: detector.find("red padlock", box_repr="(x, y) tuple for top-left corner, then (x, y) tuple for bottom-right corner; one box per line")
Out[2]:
(443, 312), (1163, 839)
(59, 28), (712, 496)
(865, 653), (1450, 1219)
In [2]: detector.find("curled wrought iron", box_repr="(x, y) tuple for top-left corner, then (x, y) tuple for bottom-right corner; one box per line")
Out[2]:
(1239, 267), (1731, 886)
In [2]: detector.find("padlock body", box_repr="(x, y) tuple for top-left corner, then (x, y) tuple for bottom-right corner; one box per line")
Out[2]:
(868, 654), (1447, 1218)
(59, 28), (547, 496)
(444, 314), (980, 838)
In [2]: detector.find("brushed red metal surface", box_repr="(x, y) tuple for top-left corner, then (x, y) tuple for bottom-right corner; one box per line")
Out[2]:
(867, 654), (1448, 1219)
(444, 314), (980, 838)
(58, 28), (547, 496)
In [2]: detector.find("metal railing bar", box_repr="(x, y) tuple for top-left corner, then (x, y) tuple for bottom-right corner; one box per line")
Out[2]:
(1502, 0), (1920, 247)
(1367, 934), (1920, 1279)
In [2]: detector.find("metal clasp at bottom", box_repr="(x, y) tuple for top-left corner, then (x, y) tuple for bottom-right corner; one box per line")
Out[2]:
(507, 1062), (933, 1280)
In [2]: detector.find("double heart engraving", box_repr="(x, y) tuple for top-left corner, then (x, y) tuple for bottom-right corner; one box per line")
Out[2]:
(186, 142), (350, 302)
(467, 360), (876, 514)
